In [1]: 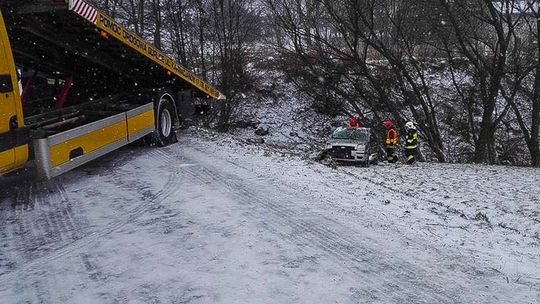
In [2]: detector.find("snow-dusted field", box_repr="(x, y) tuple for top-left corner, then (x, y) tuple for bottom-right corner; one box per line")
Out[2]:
(0, 131), (538, 303)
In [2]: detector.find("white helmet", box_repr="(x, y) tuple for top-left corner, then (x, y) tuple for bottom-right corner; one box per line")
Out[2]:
(405, 121), (415, 130)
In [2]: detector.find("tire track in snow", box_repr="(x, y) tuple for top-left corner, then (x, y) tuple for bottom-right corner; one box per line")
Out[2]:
(183, 168), (452, 303)
(175, 145), (463, 303)
(6, 179), (83, 261)
(0, 146), (183, 286)
(1, 178), (87, 303)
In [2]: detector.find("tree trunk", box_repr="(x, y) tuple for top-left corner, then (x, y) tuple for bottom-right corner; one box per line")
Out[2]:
(531, 18), (540, 167)
(152, 0), (162, 49)
(138, 0), (145, 36)
(198, 3), (207, 80)
(473, 109), (496, 164)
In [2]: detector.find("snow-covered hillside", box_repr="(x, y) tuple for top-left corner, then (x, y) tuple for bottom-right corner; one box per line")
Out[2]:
(231, 71), (338, 152)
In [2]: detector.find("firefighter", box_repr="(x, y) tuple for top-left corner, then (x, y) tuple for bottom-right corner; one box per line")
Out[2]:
(404, 121), (418, 164)
(348, 117), (361, 128)
(384, 120), (398, 163)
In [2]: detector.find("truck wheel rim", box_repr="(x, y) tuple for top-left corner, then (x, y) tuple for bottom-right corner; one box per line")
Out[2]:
(161, 108), (172, 137)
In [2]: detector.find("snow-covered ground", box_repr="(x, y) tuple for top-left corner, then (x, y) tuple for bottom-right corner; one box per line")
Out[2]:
(0, 130), (538, 303)
(232, 72), (336, 151)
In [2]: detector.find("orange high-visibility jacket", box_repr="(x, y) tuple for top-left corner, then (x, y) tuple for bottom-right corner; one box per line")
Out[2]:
(386, 127), (398, 146)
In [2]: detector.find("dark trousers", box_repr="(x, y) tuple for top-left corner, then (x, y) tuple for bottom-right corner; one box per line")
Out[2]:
(386, 146), (397, 163)
(405, 148), (416, 164)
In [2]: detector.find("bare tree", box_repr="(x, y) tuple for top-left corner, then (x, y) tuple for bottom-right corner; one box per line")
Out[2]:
(437, 0), (523, 164)
(500, 1), (540, 166)
(209, 0), (260, 130)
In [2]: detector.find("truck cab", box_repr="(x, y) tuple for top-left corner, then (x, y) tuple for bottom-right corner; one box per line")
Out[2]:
(0, 10), (28, 175)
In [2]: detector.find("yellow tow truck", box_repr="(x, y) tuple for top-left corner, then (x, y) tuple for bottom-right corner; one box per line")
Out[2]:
(0, 0), (224, 179)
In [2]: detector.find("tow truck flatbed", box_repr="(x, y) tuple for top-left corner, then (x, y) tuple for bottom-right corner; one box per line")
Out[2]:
(0, 0), (224, 179)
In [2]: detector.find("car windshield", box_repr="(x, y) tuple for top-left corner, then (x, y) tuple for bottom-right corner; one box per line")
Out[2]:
(331, 128), (369, 141)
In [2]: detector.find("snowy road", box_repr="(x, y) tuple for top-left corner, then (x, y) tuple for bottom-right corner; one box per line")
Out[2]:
(0, 131), (539, 303)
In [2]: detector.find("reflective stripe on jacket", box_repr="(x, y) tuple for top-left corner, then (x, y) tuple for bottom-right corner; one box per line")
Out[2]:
(385, 128), (398, 146)
(405, 129), (418, 149)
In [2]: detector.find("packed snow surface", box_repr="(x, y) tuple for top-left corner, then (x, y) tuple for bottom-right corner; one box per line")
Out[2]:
(0, 130), (538, 303)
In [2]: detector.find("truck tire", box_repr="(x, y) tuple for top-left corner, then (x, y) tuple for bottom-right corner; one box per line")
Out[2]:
(148, 94), (177, 146)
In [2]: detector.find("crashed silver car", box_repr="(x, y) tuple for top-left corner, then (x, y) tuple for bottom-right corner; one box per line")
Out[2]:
(325, 127), (377, 166)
